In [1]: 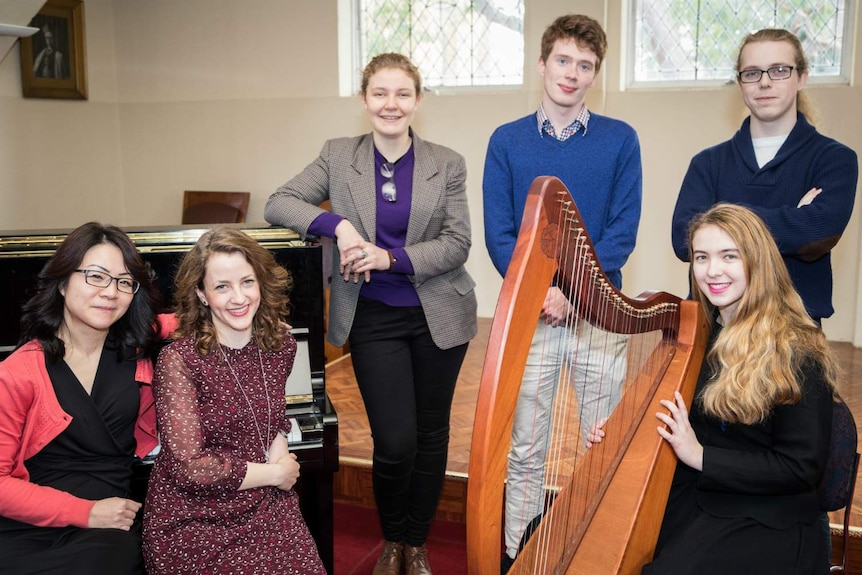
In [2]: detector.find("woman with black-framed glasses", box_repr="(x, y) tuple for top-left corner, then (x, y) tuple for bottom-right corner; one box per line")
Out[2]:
(74, 268), (141, 294)
(0, 222), (174, 575)
(266, 53), (477, 575)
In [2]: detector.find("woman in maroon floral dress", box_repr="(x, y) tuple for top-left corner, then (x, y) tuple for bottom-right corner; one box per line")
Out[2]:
(142, 228), (325, 574)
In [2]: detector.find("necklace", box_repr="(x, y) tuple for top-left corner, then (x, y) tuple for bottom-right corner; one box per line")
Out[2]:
(220, 343), (272, 463)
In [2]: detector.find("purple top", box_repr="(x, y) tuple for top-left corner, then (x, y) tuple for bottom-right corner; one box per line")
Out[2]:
(308, 144), (420, 307)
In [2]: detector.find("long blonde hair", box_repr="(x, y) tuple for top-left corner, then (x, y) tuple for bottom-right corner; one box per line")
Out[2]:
(688, 204), (838, 424)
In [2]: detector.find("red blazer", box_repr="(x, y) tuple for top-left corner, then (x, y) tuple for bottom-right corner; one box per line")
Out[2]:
(0, 315), (175, 529)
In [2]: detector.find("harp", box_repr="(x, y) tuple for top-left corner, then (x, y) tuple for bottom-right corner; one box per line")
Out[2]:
(467, 176), (709, 574)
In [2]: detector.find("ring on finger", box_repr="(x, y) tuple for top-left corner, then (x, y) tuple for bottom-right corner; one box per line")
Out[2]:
(360, 249), (368, 259)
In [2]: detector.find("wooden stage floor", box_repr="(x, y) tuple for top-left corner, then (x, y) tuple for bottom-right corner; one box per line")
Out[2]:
(326, 317), (862, 530)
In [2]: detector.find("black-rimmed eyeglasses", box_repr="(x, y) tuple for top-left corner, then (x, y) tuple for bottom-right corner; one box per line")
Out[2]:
(380, 162), (397, 202)
(738, 65), (795, 84)
(75, 269), (140, 294)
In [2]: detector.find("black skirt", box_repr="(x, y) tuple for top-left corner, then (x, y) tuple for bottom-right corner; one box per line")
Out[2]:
(641, 504), (828, 575)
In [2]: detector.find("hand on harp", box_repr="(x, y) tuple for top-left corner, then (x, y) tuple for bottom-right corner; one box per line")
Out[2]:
(656, 391), (704, 471)
(540, 286), (574, 327)
(584, 417), (608, 449)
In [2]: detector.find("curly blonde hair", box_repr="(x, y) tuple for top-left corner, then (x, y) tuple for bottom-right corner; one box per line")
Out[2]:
(688, 204), (838, 424)
(171, 227), (293, 355)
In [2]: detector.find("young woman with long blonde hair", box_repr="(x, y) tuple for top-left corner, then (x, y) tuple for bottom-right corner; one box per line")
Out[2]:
(646, 203), (838, 574)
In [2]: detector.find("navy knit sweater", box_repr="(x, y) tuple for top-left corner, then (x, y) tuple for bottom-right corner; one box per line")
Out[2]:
(671, 113), (858, 320)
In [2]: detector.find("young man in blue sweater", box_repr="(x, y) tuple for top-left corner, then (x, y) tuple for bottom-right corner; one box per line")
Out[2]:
(672, 29), (858, 325)
(482, 14), (642, 573)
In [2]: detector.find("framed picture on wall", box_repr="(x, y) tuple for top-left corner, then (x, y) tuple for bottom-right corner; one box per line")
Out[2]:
(19, 0), (87, 100)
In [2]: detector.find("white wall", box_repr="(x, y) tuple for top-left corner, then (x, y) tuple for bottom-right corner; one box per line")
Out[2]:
(0, 0), (859, 343)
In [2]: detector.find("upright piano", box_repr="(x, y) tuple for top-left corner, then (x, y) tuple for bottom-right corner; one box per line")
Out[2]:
(0, 224), (338, 574)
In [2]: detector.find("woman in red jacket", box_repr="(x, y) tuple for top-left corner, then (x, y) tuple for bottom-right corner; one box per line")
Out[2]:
(0, 222), (168, 575)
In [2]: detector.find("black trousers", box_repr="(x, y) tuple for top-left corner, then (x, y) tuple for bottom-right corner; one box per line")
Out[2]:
(0, 520), (145, 575)
(348, 297), (469, 546)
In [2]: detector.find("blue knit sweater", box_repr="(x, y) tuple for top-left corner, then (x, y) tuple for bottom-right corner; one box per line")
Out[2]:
(482, 113), (642, 290)
(671, 113), (858, 320)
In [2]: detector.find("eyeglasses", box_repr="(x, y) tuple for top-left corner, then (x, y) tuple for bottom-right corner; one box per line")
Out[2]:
(380, 162), (397, 202)
(738, 65), (795, 84)
(74, 269), (140, 294)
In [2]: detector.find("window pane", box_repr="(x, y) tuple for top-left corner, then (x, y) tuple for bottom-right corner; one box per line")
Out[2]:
(631, 0), (849, 84)
(356, 0), (524, 89)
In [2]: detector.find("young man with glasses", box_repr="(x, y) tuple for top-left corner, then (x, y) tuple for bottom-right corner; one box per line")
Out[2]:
(671, 28), (858, 326)
(482, 14), (642, 573)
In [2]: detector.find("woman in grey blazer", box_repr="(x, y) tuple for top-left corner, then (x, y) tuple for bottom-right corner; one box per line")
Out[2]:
(265, 53), (477, 575)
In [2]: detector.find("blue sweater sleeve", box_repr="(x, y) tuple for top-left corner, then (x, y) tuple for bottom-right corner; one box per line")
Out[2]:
(590, 127), (642, 284)
(744, 142), (858, 261)
(482, 129), (518, 278)
(672, 150), (717, 262)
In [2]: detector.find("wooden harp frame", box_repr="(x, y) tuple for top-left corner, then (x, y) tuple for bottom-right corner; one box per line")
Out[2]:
(466, 176), (709, 574)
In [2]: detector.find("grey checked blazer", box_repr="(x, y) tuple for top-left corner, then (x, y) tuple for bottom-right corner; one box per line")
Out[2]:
(265, 132), (477, 350)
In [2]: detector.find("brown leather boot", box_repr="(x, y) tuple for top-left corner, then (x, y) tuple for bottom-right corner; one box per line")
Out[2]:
(403, 544), (432, 575)
(373, 540), (404, 575)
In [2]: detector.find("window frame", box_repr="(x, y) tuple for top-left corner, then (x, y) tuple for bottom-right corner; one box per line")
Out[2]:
(337, 0), (526, 97)
(622, 0), (856, 90)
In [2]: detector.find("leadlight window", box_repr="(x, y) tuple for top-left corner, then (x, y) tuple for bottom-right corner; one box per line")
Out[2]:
(628, 0), (852, 87)
(340, 0), (525, 94)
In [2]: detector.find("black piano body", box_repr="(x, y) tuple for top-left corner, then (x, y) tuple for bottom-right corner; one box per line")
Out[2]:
(0, 223), (338, 574)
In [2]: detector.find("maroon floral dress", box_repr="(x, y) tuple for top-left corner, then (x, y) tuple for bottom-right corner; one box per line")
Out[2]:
(142, 335), (325, 574)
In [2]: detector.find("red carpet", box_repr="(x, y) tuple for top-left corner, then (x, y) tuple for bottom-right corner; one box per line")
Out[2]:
(333, 502), (468, 574)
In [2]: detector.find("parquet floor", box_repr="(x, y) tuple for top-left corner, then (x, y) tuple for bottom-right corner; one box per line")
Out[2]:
(326, 319), (486, 479)
(327, 317), (862, 529)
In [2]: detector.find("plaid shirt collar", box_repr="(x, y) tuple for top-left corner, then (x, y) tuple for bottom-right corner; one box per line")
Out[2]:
(536, 103), (590, 140)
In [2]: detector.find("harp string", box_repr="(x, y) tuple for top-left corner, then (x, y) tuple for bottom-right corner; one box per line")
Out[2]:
(537, 199), (580, 572)
(467, 176), (706, 575)
(510, 195), (666, 574)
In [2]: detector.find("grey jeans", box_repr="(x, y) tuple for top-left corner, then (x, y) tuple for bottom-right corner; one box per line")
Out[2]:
(503, 319), (628, 558)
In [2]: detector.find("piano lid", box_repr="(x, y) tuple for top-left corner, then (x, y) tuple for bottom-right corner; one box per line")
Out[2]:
(0, 223), (303, 257)
(286, 328), (314, 404)
(0, 223), (325, 378)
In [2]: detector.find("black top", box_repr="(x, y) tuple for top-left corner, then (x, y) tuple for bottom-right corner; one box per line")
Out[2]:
(30, 341), (139, 499)
(0, 341), (140, 533)
(667, 321), (833, 531)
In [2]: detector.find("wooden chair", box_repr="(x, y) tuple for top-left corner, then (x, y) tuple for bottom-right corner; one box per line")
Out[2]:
(818, 396), (859, 573)
(830, 453), (859, 573)
(182, 191), (250, 224)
